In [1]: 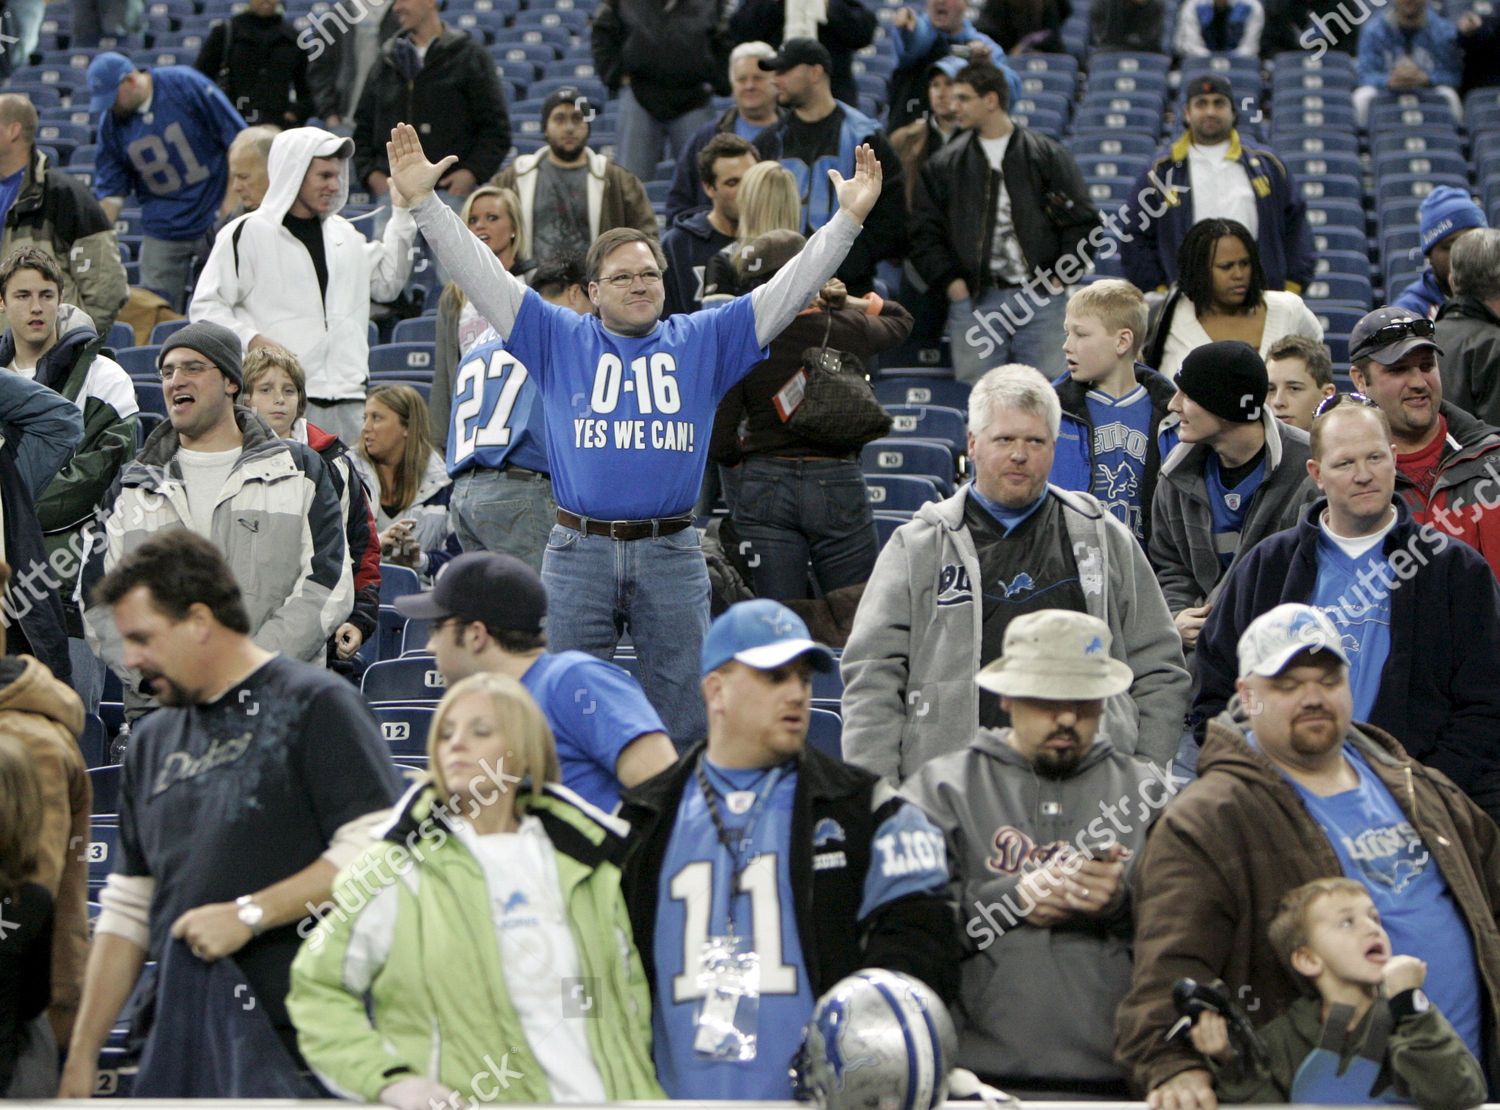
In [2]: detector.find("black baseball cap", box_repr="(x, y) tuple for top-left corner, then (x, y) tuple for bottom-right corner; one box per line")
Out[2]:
(1185, 74), (1233, 102)
(1348, 306), (1444, 365)
(394, 552), (546, 633)
(759, 37), (834, 73)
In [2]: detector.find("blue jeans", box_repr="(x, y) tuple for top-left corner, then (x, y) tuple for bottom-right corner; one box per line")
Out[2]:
(613, 86), (716, 185)
(451, 467), (557, 574)
(69, 0), (143, 44)
(541, 523), (709, 749)
(946, 282), (1069, 384)
(140, 235), (206, 313)
(732, 457), (878, 600)
(68, 636), (105, 718)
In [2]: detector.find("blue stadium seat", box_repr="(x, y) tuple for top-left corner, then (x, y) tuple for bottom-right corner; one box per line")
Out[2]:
(493, 42), (557, 66)
(1313, 249), (1374, 279)
(391, 316), (437, 345)
(1301, 199), (1367, 231)
(1279, 105), (1357, 132)
(873, 512), (911, 551)
(1066, 131), (1160, 159)
(1085, 70), (1169, 97)
(1271, 128), (1360, 157)
(1088, 51), (1170, 76)
(79, 713), (107, 769)
(1086, 176), (1136, 206)
(104, 322), (134, 350)
(372, 704), (435, 756)
(134, 382), (166, 418)
(116, 346), (160, 377)
(1271, 67), (1356, 93)
(1018, 70), (1076, 98)
(1283, 151), (1362, 181)
(402, 616), (434, 655)
(1073, 105), (1161, 134)
(811, 664), (843, 702)
(1011, 91), (1071, 120)
(1310, 305), (1368, 336)
(87, 820), (117, 891)
(6, 83), (64, 108)
(494, 58), (539, 85)
(1015, 51), (1081, 75)
(362, 656), (447, 702)
(883, 403), (968, 459)
(379, 563), (422, 603)
(1299, 174), (1363, 203)
(135, 411), (164, 449)
(1370, 103), (1458, 133)
(369, 342), (436, 378)
(1370, 128), (1463, 158)
(1005, 107), (1064, 136)
(1274, 88), (1355, 115)
(1376, 173), (1468, 206)
(89, 765), (122, 815)
(872, 376), (971, 410)
(806, 707), (842, 761)
(1373, 149), (1470, 181)
(864, 473), (942, 511)
(146, 319), (187, 346)
(1272, 49), (1358, 75)
(510, 26), (576, 54)
(1074, 153), (1151, 180)
(1079, 89), (1167, 115)
(1302, 274), (1372, 308)
(861, 438), (955, 495)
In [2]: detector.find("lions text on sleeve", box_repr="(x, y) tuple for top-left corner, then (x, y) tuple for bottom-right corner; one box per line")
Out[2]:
(501, 290), (766, 519)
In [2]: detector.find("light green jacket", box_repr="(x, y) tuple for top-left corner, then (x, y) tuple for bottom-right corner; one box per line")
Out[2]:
(287, 781), (664, 1103)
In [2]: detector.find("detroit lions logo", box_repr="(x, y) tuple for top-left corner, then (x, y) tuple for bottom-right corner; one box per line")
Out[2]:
(999, 573), (1035, 599)
(1084, 636), (1104, 655)
(760, 610), (799, 638)
(1100, 460), (1138, 499)
(813, 818), (846, 848)
(501, 891), (528, 912)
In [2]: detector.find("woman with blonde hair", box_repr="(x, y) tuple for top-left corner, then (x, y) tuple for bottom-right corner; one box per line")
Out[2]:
(288, 673), (663, 1109)
(432, 186), (533, 445)
(702, 160), (802, 303)
(0, 734), (58, 1096)
(351, 384), (456, 579)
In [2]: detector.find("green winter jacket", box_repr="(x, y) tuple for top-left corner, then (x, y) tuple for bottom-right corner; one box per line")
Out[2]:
(287, 781), (664, 1103)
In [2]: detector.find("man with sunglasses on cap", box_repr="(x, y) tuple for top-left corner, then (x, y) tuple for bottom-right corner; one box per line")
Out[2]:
(902, 609), (1167, 1098)
(1190, 394), (1500, 820)
(1118, 603), (1500, 1110)
(1348, 304), (1500, 580)
(618, 598), (959, 1100)
(1121, 74), (1313, 296)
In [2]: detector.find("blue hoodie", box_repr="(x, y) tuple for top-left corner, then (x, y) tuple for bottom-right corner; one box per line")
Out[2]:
(892, 12), (1022, 104)
(1394, 267), (1446, 318)
(1357, 9), (1461, 89)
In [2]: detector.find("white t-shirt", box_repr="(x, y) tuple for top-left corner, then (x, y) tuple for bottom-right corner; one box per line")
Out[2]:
(1319, 507), (1399, 560)
(1188, 141), (1258, 237)
(978, 133), (1028, 286)
(463, 816), (608, 1103)
(176, 446), (243, 537)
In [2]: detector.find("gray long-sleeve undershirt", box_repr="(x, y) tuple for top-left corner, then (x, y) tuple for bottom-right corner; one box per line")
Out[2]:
(408, 192), (864, 350)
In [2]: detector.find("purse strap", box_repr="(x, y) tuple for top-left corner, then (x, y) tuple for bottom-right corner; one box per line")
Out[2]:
(817, 308), (834, 354)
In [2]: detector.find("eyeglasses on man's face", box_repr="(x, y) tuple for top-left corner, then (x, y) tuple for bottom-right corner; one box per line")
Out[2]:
(597, 269), (664, 290)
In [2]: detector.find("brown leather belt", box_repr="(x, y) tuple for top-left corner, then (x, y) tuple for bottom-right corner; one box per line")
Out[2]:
(556, 509), (694, 541)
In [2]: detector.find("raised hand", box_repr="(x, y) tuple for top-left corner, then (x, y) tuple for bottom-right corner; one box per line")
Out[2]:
(827, 142), (883, 225)
(386, 123), (458, 208)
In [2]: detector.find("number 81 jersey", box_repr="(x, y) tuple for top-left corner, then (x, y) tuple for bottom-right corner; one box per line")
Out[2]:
(447, 333), (550, 478)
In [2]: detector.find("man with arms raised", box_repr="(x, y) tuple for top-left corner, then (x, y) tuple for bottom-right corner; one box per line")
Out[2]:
(386, 120), (882, 749)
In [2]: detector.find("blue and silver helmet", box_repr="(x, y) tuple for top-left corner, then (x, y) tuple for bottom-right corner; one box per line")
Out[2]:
(791, 969), (957, 1110)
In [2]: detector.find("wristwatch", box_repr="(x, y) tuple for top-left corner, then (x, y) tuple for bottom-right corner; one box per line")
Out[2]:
(235, 894), (266, 936)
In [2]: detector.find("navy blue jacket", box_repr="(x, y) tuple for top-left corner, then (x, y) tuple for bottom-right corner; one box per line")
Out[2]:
(1193, 497), (1500, 814)
(660, 208), (734, 317)
(664, 106), (781, 223)
(1119, 129), (1315, 295)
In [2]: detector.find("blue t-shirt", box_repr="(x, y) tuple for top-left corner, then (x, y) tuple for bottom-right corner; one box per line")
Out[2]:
(1309, 532), (1392, 722)
(1204, 452), (1268, 568)
(446, 335), (551, 478)
(1290, 745), (1483, 1062)
(0, 167), (23, 232)
(94, 66), (246, 240)
(519, 650), (665, 813)
(652, 758), (949, 1099)
(733, 115), (765, 141)
(503, 289), (766, 518)
(967, 483), (1047, 533)
(1085, 385), (1153, 540)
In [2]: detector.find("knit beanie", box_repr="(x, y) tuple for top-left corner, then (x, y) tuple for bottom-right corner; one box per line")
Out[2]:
(1419, 186), (1486, 254)
(1176, 340), (1267, 423)
(158, 321), (244, 389)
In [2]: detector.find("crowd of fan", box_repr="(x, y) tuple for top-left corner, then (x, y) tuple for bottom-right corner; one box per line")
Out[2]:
(8, 0), (1500, 1104)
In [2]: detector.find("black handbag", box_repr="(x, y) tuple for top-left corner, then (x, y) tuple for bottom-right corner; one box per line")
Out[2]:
(784, 311), (893, 452)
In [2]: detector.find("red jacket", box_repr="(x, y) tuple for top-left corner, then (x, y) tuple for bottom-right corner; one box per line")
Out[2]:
(1398, 403), (1500, 581)
(307, 422), (381, 640)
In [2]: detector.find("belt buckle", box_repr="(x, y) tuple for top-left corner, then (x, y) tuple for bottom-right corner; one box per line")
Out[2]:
(608, 519), (629, 540)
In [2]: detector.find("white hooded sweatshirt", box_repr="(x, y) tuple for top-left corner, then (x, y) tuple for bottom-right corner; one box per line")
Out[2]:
(189, 127), (418, 401)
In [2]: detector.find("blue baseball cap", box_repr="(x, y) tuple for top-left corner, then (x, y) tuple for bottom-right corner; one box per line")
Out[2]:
(701, 600), (837, 677)
(87, 52), (135, 117)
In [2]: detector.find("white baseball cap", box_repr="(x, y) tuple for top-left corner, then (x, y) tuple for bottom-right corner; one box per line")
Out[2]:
(1236, 604), (1350, 679)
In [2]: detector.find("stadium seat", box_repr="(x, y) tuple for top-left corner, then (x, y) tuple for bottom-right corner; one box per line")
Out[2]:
(1313, 249), (1375, 279)
(1373, 149), (1470, 181)
(372, 704), (435, 756)
(1302, 199), (1367, 231)
(1018, 70), (1077, 98)
(1310, 304), (1368, 337)
(864, 473), (942, 512)
(89, 765), (122, 815)
(1066, 131), (1160, 159)
(882, 404), (967, 459)
(811, 664), (843, 702)
(392, 316), (437, 344)
(873, 512), (911, 551)
(1299, 173), (1363, 204)
(105, 322), (134, 350)
(1283, 151), (1362, 181)
(402, 616), (434, 655)
(359, 605), (408, 664)
(861, 438), (956, 495)
(1271, 128), (1360, 157)
(135, 411), (165, 448)
(80, 713), (107, 769)
(379, 563), (422, 603)
(115, 345), (161, 377)
(1088, 51), (1170, 76)
(1311, 225), (1370, 256)
(1376, 173), (1468, 206)
(806, 707), (842, 761)
(362, 656), (447, 702)
(1302, 274), (1373, 308)
(872, 376), (970, 411)
(369, 342), (436, 377)
(1073, 106), (1161, 134)
(1074, 154), (1152, 180)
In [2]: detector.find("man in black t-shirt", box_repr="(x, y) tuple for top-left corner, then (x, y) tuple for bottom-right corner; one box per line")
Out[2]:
(751, 38), (907, 295)
(59, 531), (400, 1098)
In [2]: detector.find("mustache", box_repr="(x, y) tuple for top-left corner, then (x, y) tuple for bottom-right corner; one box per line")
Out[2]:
(1046, 729), (1080, 744)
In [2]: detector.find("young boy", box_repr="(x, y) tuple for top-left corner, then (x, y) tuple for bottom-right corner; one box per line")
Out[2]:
(1265, 335), (1337, 433)
(1051, 279), (1176, 542)
(1190, 877), (1486, 1107)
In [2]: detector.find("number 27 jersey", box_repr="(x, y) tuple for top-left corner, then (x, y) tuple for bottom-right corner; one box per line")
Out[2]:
(447, 333), (551, 478)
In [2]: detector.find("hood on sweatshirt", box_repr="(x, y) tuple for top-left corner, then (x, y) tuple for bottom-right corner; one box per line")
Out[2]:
(0, 303), (103, 393)
(0, 655), (84, 737)
(255, 127), (354, 228)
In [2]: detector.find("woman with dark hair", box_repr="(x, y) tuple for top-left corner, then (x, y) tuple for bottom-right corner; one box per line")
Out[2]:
(352, 384), (456, 580)
(1148, 218), (1322, 378)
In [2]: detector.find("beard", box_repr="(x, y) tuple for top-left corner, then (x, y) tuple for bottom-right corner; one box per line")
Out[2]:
(1033, 729), (1085, 778)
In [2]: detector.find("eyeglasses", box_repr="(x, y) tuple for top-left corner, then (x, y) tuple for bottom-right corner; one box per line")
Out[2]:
(1349, 316), (1435, 361)
(597, 269), (663, 290)
(158, 361), (216, 382)
(1314, 391), (1380, 419)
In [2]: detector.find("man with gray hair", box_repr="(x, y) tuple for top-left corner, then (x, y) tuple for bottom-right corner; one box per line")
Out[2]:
(666, 41), (785, 221)
(225, 125), (279, 215)
(1435, 227), (1500, 426)
(841, 363), (1189, 784)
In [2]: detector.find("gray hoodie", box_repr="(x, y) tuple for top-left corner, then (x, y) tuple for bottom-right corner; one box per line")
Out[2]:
(902, 731), (1176, 1085)
(841, 485), (1189, 781)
